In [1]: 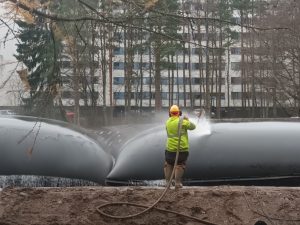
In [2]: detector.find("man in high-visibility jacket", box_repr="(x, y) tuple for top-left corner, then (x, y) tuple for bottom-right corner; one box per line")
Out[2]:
(165, 105), (196, 189)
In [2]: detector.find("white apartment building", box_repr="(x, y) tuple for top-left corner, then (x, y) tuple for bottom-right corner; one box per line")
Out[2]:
(0, 4), (251, 111)
(111, 48), (244, 108)
(110, 29), (244, 109)
(1, 36), (245, 109)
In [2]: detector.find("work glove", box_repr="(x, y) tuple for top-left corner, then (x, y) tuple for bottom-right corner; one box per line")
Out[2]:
(183, 115), (189, 121)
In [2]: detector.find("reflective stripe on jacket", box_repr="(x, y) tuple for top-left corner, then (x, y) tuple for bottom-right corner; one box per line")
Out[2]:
(165, 116), (196, 152)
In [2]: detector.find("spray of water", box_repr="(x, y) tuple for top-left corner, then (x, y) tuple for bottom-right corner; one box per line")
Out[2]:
(189, 108), (212, 136)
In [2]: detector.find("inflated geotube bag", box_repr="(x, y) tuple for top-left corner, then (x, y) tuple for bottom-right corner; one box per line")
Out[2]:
(185, 122), (300, 184)
(106, 121), (300, 185)
(0, 116), (113, 184)
(92, 123), (156, 159)
(106, 125), (165, 184)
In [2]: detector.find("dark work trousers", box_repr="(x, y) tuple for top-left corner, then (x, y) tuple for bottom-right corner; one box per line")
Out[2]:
(165, 150), (189, 166)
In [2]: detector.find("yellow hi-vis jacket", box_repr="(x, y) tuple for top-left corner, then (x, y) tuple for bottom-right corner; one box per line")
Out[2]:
(165, 116), (196, 152)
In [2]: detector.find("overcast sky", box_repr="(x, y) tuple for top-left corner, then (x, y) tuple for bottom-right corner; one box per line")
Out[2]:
(0, 3), (18, 61)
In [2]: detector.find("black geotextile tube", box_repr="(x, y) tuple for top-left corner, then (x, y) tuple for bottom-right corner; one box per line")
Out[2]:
(0, 116), (113, 184)
(106, 121), (300, 185)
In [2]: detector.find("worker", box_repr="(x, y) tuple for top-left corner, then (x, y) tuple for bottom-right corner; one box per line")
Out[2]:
(165, 105), (196, 190)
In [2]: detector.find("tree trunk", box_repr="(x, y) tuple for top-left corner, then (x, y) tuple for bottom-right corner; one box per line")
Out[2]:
(205, 2), (211, 114)
(154, 39), (162, 111)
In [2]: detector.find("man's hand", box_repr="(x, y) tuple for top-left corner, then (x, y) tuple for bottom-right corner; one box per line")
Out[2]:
(183, 115), (189, 121)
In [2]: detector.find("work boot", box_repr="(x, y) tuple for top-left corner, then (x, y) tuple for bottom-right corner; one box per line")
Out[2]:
(175, 165), (185, 190)
(164, 162), (173, 186)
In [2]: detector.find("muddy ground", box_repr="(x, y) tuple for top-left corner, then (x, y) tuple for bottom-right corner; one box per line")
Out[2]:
(1, 186), (300, 225)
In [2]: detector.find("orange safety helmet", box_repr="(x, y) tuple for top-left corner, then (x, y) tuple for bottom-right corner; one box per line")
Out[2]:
(169, 105), (180, 116)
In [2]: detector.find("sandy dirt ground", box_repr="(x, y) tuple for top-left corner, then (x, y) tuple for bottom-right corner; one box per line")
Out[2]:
(1, 186), (300, 225)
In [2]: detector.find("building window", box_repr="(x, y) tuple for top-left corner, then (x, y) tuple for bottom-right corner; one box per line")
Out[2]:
(184, 77), (191, 84)
(143, 77), (152, 85)
(231, 47), (241, 55)
(176, 63), (189, 70)
(179, 92), (185, 100)
(191, 48), (201, 55)
(133, 63), (139, 70)
(176, 63), (184, 69)
(114, 32), (124, 42)
(113, 62), (124, 70)
(114, 47), (124, 55)
(191, 63), (199, 70)
(132, 77), (140, 85)
(193, 92), (202, 99)
(169, 92), (189, 100)
(113, 77), (124, 85)
(231, 77), (241, 85)
(231, 62), (241, 71)
(142, 63), (150, 69)
(192, 78), (225, 85)
(136, 92), (151, 99)
(211, 93), (225, 100)
(143, 92), (151, 99)
(192, 78), (200, 84)
(231, 92), (242, 100)
(151, 92), (155, 99)
(161, 78), (169, 85)
(219, 78), (225, 85)
(161, 92), (168, 100)
(114, 92), (125, 99)
(127, 62), (150, 70)
(176, 48), (189, 55)
(232, 17), (241, 24)
(166, 92), (187, 100)
(175, 77), (184, 85)
(123, 92), (135, 99)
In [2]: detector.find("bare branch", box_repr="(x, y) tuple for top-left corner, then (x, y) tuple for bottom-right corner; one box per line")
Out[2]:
(0, 18), (20, 44)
